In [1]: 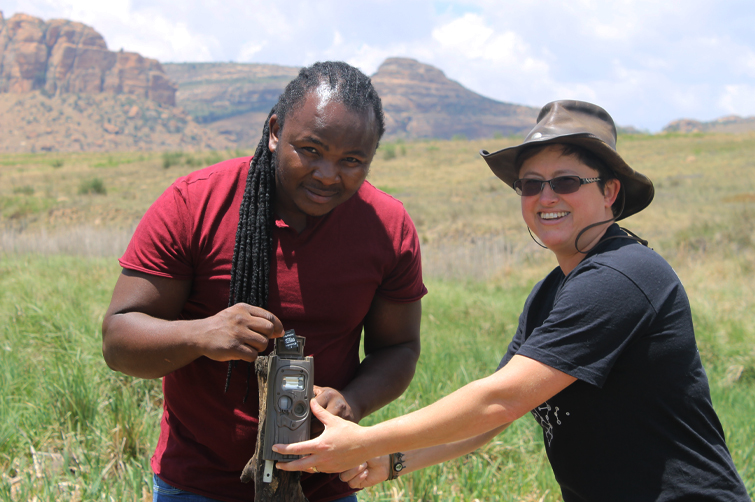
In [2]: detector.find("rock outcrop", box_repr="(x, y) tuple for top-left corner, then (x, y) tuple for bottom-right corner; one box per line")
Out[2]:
(663, 115), (755, 134)
(0, 11), (176, 105)
(372, 58), (538, 139)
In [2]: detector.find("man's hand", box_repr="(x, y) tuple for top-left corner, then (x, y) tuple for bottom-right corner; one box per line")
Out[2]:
(197, 303), (284, 363)
(102, 270), (284, 378)
(310, 386), (357, 436)
(339, 456), (390, 489)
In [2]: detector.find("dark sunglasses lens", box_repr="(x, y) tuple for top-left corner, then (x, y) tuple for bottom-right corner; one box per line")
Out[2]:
(516, 179), (543, 196)
(551, 176), (581, 194)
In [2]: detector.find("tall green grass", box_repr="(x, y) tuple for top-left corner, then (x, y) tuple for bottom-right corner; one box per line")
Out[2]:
(2, 133), (754, 500)
(0, 256), (160, 501)
(1, 255), (752, 501)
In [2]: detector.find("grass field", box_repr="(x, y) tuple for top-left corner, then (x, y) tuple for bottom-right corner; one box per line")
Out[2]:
(1, 132), (754, 501)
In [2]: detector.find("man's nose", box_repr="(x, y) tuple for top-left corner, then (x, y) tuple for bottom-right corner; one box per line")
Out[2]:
(312, 159), (340, 184)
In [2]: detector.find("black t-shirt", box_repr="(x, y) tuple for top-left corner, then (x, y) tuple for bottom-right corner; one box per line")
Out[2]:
(499, 225), (749, 501)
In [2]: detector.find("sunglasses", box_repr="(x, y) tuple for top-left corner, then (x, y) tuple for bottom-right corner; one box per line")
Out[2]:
(513, 176), (601, 196)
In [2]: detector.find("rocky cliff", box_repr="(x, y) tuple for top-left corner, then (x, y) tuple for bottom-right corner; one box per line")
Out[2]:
(373, 58), (538, 139)
(0, 12), (176, 105)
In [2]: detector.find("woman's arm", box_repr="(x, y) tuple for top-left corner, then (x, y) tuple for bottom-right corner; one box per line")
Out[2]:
(340, 424), (510, 489)
(275, 354), (575, 473)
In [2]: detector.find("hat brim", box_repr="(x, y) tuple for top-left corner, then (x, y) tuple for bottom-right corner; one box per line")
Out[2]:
(480, 133), (654, 221)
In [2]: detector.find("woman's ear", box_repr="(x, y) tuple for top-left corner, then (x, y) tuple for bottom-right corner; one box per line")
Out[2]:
(604, 178), (621, 209)
(268, 114), (280, 152)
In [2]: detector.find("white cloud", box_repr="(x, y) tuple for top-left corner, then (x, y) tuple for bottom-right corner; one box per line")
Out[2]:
(107, 11), (217, 62)
(718, 85), (755, 117)
(431, 13), (548, 73)
(238, 42), (266, 63)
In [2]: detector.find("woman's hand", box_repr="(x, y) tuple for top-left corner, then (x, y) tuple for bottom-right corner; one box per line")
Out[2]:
(274, 399), (370, 473)
(310, 385), (358, 437)
(339, 456), (391, 489)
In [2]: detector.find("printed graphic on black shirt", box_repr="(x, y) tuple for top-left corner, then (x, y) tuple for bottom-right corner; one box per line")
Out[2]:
(531, 400), (569, 446)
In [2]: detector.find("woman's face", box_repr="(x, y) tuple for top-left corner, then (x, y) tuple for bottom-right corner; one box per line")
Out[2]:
(518, 145), (619, 269)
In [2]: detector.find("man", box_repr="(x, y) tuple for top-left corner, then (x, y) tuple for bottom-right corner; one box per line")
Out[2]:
(102, 61), (426, 502)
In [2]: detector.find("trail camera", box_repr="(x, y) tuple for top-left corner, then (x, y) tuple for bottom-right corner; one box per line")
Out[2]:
(261, 329), (314, 483)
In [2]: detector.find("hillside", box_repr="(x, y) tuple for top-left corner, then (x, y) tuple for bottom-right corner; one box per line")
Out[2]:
(162, 62), (300, 146)
(164, 58), (540, 145)
(663, 115), (755, 134)
(0, 91), (234, 153)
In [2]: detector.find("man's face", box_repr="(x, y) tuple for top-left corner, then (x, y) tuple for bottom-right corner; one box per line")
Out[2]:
(268, 89), (379, 231)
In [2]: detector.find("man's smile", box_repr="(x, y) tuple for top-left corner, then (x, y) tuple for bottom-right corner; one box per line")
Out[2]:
(304, 184), (340, 202)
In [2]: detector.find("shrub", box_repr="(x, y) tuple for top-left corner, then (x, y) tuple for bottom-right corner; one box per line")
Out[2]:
(12, 185), (35, 196)
(162, 152), (183, 169)
(382, 144), (397, 160)
(78, 178), (107, 195)
(50, 159), (64, 168)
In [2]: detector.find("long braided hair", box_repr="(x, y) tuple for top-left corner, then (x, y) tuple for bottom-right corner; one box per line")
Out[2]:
(224, 61), (385, 401)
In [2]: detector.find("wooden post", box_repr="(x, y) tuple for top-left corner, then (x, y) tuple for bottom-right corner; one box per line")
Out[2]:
(240, 356), (309, 502)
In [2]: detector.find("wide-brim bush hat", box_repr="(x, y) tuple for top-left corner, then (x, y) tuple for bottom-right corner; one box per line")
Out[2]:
(480, 100), (654, 220)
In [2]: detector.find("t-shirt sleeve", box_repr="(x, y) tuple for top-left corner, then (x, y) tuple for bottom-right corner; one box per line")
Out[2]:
(119, 182), (194, 280)
(375, 209), (427, 303)
(497, 308), (526, 371)
(515, 263), (657, 387)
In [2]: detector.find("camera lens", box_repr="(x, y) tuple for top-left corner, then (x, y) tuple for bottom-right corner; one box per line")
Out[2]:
(294, 402), (307, 416)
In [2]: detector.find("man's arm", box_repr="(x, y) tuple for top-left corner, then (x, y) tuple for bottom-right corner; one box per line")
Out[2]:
(312, 295), (421, 426)
(102, 269), (284, 379)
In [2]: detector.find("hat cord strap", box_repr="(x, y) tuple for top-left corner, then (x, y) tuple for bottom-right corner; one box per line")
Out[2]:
(527, 226), (548, 249)
(575, 189), (649, 253)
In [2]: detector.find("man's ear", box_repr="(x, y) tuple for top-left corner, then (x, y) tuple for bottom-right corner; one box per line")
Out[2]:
(268, 114), (280, 152)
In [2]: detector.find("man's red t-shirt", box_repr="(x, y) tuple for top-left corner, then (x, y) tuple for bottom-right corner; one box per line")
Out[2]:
(119, 157), (426, 502)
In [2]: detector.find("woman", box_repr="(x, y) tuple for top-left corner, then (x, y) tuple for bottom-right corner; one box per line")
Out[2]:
(275, 101), (750, 501)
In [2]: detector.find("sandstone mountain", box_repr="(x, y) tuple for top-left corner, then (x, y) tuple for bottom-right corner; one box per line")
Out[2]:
(1, 11), (538, 152)
(164, 58), (539, 146)
(663, 115), (755, 134)
(0, 12), (234, 152)
(372, 58), (537, 139)
(0, 12), (175, 105)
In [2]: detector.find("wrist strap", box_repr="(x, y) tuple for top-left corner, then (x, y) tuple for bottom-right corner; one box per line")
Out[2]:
(388, 452), (405, 480)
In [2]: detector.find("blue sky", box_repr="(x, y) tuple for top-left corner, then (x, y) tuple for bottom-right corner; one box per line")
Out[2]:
(5, 0), (755, 131)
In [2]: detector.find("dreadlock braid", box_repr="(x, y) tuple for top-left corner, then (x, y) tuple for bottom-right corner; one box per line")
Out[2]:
(224, 107), (276, 399)
(224, 61), (385, 400)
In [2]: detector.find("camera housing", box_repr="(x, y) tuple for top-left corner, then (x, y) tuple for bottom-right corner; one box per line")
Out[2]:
(261, 330), (314, 471)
